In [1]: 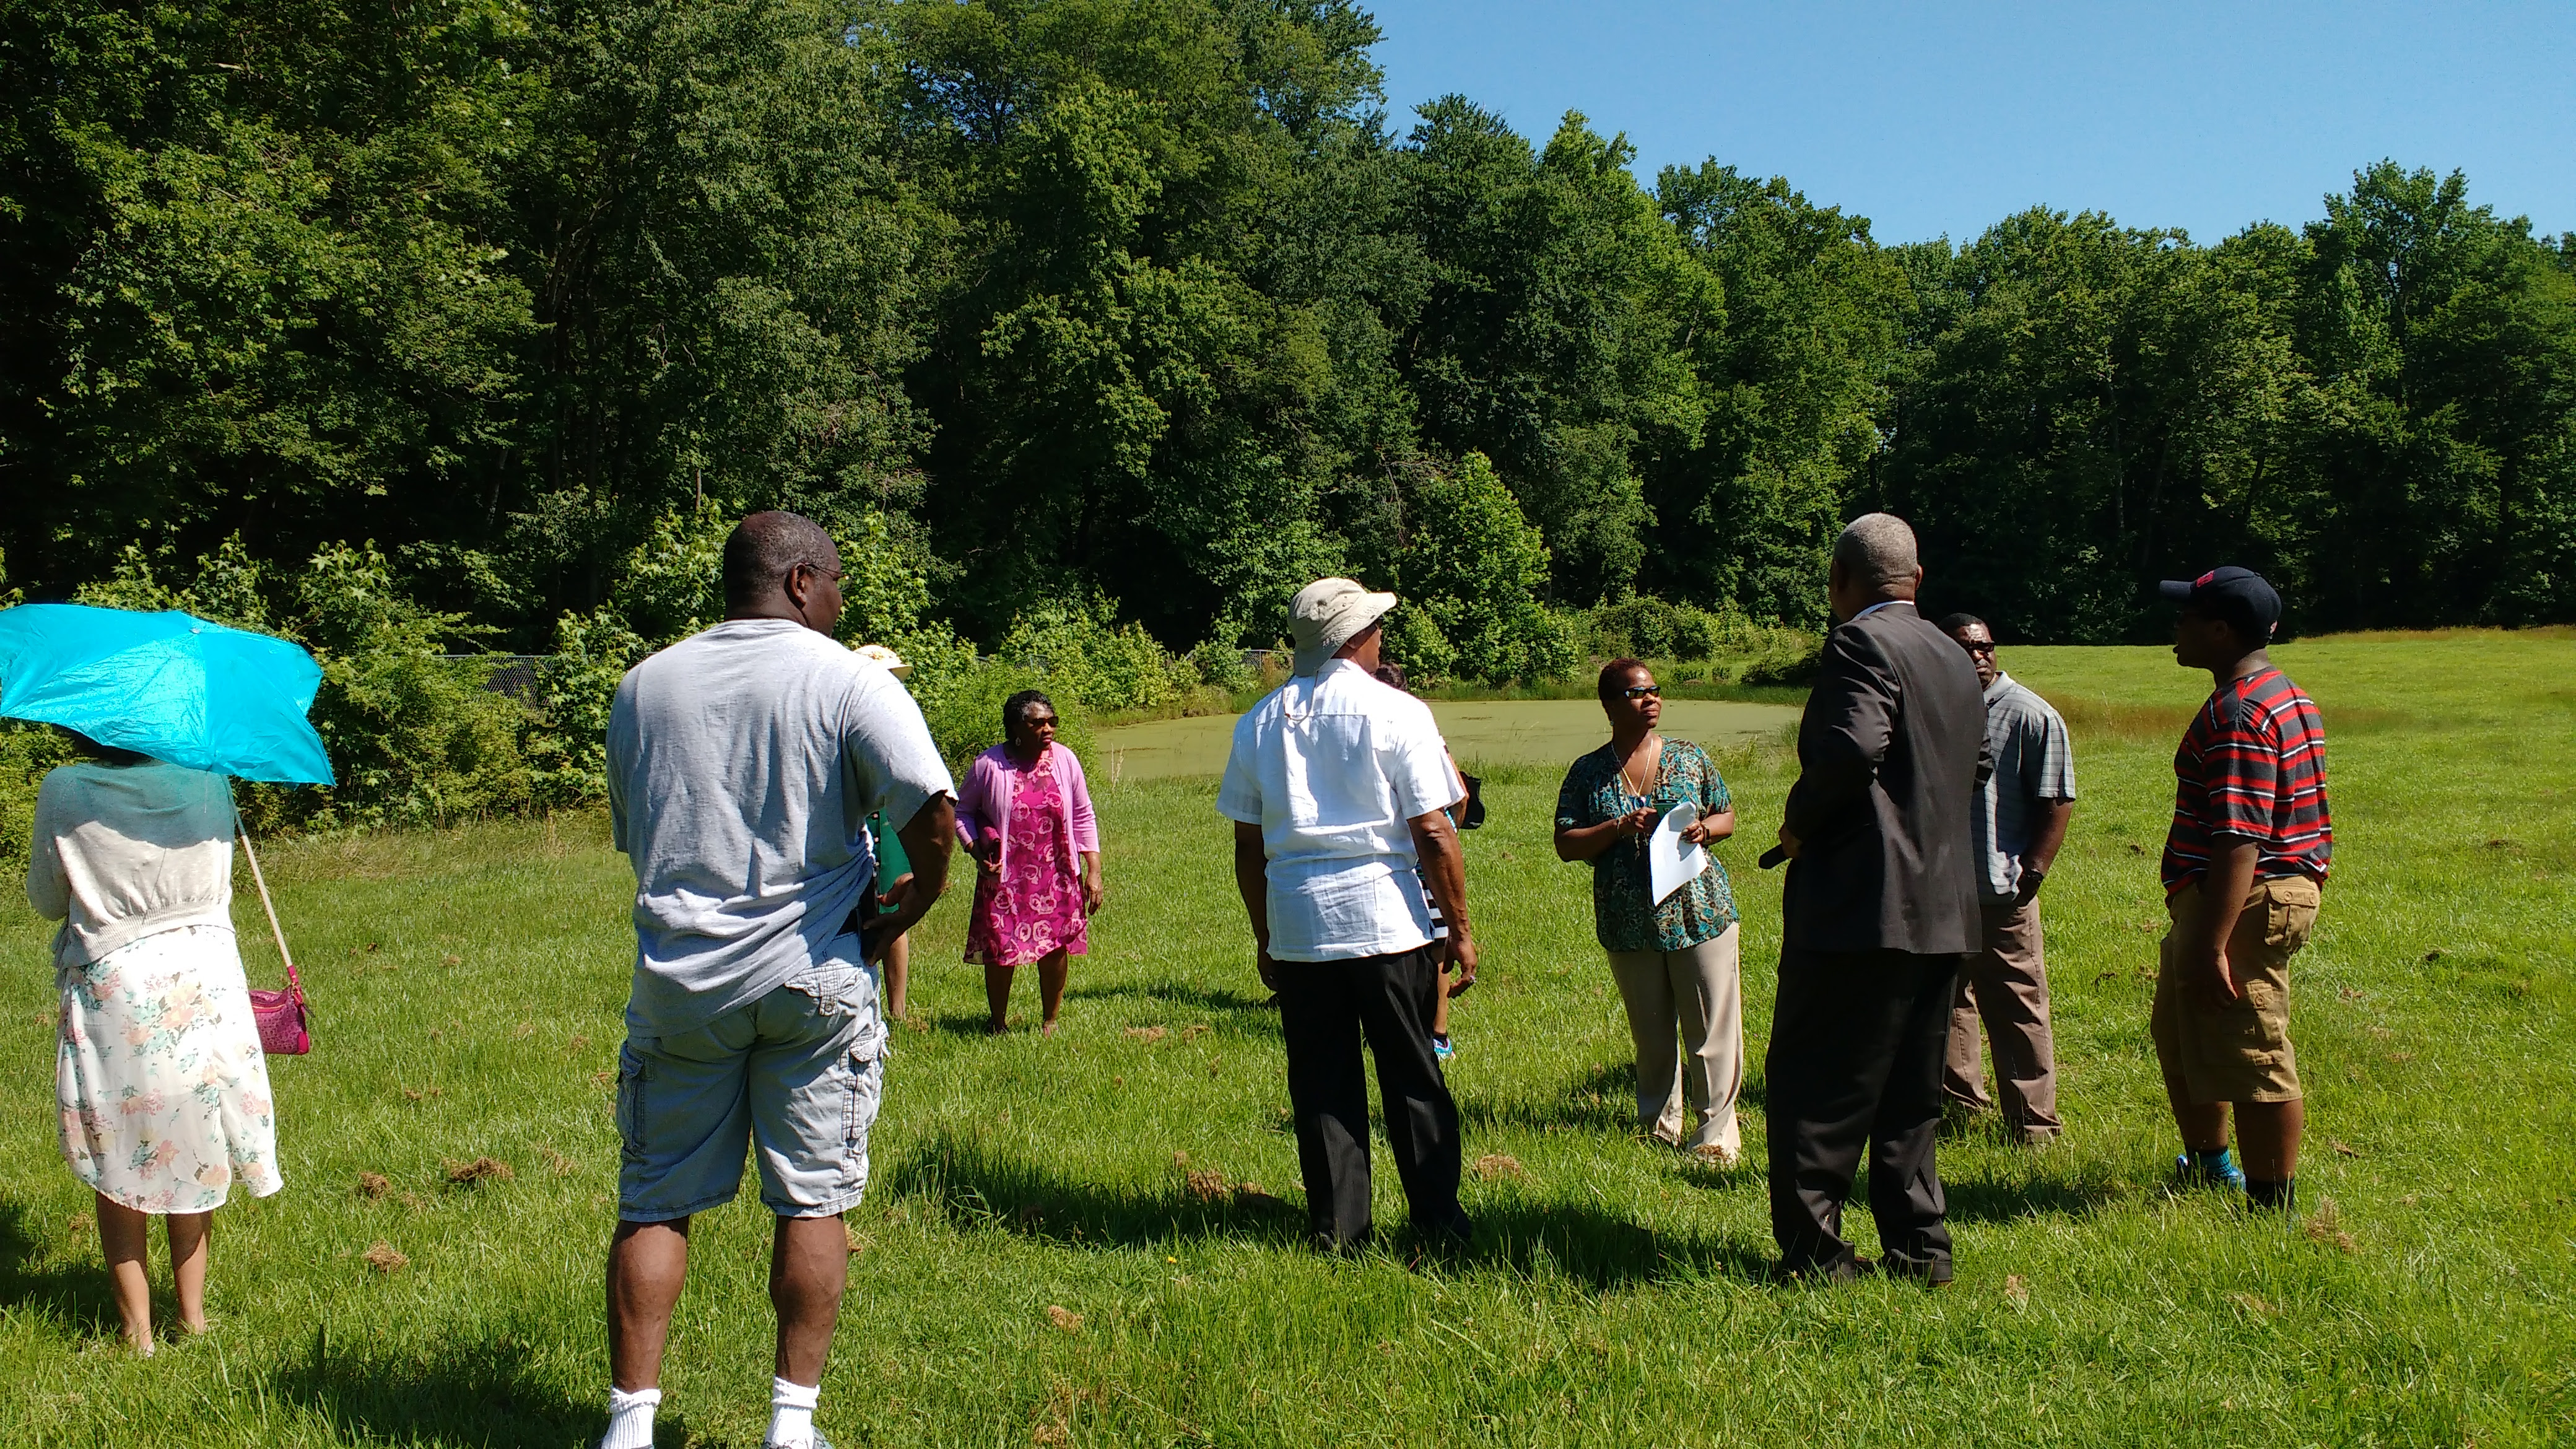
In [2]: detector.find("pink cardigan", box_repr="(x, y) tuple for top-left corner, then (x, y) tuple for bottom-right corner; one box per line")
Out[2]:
(955, 742), (1099, 876)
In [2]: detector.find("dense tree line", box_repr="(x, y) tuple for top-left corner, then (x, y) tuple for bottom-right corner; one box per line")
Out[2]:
(5, 0), (2572, 656)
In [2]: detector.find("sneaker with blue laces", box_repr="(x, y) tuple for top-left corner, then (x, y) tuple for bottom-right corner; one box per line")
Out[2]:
(2174, 1146), (2245, 1191)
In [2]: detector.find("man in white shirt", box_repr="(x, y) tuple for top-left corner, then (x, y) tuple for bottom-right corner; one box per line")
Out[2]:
(599, 511), (957, 1449)
(1219, 578), (1476, 1250)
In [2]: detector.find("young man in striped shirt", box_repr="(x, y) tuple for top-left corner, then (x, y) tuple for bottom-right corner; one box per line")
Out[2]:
(2153, 567), (2331, 1211)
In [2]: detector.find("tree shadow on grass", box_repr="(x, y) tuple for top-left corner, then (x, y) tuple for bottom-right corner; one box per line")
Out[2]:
(884, 1131), (1771, 1289)
(1938, 1167), (2128, 1224)
(271, 1320), (596, 1447)
(1456, 1061), (1638, 1135)
(883, 1129), (1310, 1251)
(1453, 1199), (1775, 1288)
(0, 1196), (118, 1340)
(1459, 1061), (1775, 1139)
(1064, 981), (1281, 1033)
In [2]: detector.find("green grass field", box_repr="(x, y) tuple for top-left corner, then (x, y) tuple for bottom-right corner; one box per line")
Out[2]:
(3, 632), (2572, 1446)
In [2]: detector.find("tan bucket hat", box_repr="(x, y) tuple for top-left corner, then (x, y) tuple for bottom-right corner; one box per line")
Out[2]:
(851, 642), (913, 679)
(1288, 577), (1398, 676)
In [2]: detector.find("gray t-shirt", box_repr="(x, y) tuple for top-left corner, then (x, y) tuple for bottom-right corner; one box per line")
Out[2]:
(607, 619), (954, 1035)
(1973, 672), (2076, 899)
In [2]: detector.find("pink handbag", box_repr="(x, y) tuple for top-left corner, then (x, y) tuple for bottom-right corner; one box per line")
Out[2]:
(238, 829), (311, 1056)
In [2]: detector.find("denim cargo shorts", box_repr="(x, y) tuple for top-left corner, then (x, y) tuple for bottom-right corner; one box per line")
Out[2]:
(616, 944), (886, 1221)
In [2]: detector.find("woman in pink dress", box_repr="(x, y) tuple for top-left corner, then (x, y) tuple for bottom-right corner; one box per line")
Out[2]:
(958, 690), (1103, 1034)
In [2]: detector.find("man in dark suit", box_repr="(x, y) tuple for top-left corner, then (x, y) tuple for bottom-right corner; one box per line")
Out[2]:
(1766, 513), (1990, 1284)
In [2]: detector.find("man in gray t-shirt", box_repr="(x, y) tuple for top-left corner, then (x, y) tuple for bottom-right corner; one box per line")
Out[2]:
(1936, 614), (2075, 1142)
(596, 511), (955, 1449)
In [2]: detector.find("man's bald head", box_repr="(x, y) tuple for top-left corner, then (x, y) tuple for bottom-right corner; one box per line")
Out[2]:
(721, 511), (845, 633)
(723, 511), (841, 611)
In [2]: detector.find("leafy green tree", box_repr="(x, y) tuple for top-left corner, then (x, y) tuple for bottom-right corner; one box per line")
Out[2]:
(0, 0), (540, 598)
(2283, 163), (2576, 626)
(1394, 103), (1716, 604)
(893, 0), (1393, 645)
(500, 0), (933, 622)
(1396, 451), (1574, 681)
(1652, 163), (1906, 625)
(1874, 209), (2308, 640)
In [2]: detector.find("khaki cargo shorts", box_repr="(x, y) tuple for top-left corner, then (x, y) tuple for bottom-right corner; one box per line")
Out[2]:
(2151, 875), (2321, 1104)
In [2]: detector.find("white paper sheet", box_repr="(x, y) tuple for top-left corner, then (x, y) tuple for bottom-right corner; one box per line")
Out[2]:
(1649, 801), (1709, 904)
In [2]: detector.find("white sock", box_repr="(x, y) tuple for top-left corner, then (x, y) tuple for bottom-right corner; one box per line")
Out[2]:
(767, 1377), (820, 1448)
(602, 1386), (660, 1449)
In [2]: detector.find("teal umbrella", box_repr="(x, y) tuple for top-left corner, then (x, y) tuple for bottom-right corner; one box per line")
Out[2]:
(0, 604), (334, 785)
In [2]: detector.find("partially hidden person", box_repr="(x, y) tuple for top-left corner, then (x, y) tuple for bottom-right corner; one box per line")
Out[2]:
(1552, 659), (1744, 1162)
(601, 511), (957, 1449)
(1373, 661), (1480, 1061)
(852, 644), (920, 1024)
(1766, 513), (1990, 1285)
(957, 689), (1103, 1036)
(26, 733), (282, 1353)
(1221, 578), (1474, 1251)
(2153, 566), (2330, 1211)
(1936, 614), (2076, 1142)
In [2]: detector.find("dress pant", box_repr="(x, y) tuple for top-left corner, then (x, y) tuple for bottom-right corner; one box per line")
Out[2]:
(1605, 925), (1744, 1159)
(1765, 947), (1960, 1281)
(1275, 945), (1467, 1247)
(1943, 897), (2063, 1140)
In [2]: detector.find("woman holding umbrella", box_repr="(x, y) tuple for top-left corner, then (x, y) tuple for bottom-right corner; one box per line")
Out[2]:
(2, 602), (330, 1353)
(28, 733), (282, 1351)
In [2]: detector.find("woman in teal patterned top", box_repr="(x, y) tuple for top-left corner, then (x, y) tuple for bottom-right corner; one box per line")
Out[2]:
(1554, 659), (1747, 1161)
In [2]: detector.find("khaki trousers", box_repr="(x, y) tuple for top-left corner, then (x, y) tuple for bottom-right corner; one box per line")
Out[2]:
(1941, 897), (2062, 1139)
(1605, 925), (1743, 1158)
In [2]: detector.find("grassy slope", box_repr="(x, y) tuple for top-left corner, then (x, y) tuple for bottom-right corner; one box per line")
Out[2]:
(0, 633), (2570, 1446)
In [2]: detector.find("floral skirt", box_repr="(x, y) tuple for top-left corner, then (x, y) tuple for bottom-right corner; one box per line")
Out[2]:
(58, 925), (284, 1213)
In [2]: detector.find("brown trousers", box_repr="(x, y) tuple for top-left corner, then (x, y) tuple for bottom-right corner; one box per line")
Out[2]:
(1941, 896), (2062, 1139)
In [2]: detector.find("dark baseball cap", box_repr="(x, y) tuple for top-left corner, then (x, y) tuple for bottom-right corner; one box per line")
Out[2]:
(2159, 565), (2280, 639)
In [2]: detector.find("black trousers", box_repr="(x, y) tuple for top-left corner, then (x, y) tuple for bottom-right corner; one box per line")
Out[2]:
(1276, 945), (1466, 1247)
(1764, 947), (1962, 1280)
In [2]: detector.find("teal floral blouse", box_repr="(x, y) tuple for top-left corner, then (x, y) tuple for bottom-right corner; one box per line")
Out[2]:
(1555, 738), (1738, 953)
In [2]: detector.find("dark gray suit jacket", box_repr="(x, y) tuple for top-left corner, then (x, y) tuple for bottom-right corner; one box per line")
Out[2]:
(1781, 600), (1992, 955)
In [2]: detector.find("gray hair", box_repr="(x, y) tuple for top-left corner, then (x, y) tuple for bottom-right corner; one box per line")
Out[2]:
(1834, 513), (1919, 589)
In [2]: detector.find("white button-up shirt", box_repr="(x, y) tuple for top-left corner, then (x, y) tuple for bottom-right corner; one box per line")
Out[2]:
(1217, 660), (1464, 962)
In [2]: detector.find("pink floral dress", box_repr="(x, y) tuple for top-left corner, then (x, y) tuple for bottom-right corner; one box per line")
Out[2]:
(964, 748), (1089, 967)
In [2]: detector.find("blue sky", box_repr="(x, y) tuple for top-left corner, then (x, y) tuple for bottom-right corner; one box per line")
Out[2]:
(1365, 1), (2575, 246)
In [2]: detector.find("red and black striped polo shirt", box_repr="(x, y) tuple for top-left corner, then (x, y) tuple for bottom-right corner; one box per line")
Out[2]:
(2162, 666), (2332, 899)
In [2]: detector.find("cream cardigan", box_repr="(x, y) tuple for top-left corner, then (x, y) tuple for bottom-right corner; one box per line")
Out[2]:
(25, 762), (237, 968)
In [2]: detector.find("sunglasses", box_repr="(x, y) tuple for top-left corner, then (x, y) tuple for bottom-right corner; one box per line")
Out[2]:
(1022, 715), (1060, 729)
(1621, 684), (1661, 700)
(1957, 640), (1996, 655)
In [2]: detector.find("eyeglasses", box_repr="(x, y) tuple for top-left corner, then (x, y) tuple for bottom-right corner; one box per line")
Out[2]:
(1621, 684), (1661, 700)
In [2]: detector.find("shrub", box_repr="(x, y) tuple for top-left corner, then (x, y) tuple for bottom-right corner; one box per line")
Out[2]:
(912, 655), (1097, 776)
(1399, 453), (1579, 684)
(61, 536), (542, 830)
(998, 596), (1195, 715)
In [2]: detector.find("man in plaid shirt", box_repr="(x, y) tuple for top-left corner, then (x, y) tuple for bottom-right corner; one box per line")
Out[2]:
(1936, 614), (2076, 1143)
(2153, 567), (2331, 1211)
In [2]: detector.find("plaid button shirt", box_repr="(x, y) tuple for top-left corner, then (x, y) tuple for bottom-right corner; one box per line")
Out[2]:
(2162, 666), (2332, 899)
(1974, 674), (2076, 899)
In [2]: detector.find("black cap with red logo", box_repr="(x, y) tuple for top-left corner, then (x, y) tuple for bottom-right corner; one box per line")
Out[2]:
(2158, 565), (2281, 640)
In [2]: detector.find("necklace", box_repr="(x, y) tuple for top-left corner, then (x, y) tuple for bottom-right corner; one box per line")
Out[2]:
(1618, 734), (1660, 804)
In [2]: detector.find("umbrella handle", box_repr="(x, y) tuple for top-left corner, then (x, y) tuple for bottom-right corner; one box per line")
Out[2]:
(237, 829), (301, 999)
